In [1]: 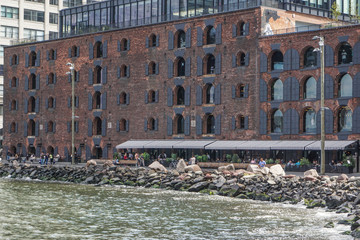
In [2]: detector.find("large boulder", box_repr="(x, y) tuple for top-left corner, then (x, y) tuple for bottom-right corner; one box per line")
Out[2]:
(269, 164), (285, 177)
(326, 195), (344, 209)
(184, 164), (202, 173)
(176, 159), (187, 173)
(12, 160), (19, 168)
(218, 164), (235, 172)
(337, 174), (349, 182)
(246, 164), (269, 175)
(188, 181), (209, 192)
(149, 161), (167, 173)
(86, 160), (97, 168)
(103, 160), (115, 168)
(304, 169), (318, 178)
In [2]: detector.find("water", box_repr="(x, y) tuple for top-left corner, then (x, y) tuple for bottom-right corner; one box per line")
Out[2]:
(0, 178), (352, 240)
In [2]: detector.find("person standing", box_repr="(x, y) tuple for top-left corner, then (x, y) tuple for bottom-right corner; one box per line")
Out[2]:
(259, 158), (266, 168)
(135, 153), (140, 167)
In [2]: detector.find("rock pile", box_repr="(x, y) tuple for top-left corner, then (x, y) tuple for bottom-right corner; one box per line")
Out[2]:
(1, 162), (360, 236)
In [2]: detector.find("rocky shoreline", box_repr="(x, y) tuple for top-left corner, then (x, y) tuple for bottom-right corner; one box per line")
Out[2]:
(1, 160), (360, 237)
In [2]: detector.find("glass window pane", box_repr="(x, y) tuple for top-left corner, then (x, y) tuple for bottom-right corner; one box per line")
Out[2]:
(272, 79), (283, 100)
(340, 74), (352, 97)
(305, 77), (316, 99)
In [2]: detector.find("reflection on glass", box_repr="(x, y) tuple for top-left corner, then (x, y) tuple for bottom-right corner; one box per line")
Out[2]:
(339, 107), (352, 132)
(304, 77), (316, 99)
(271, 79), (283, 101)
(272, 110), (283, 133)
(304, 108), (316, 133)
(339, 74), (352, 97)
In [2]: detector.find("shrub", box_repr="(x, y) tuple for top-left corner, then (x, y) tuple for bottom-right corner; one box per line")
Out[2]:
(275, 159), (281, 164)
(226, 154), (232, 162)
(202, 154), (208, 162)
(232, 154), (240, 163)
(196, 155), (202, 162)
(171, 153), (177, 160)
(266, 158), (274, 164)
(300, 157), (310, 166)
(113, 152), (120, 160)
(142, 152), (150, 162)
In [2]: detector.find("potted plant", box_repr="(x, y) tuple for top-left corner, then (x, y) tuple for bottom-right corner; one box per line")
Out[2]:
(342, 155), (354, 174)
(226, 154), (232, 162)
(266, 158), (274, 164)
(232, 154), (240, 163)
(142, 152), (150, 166)
(299, 157), (311, 171)
(202, 154), (208, 162)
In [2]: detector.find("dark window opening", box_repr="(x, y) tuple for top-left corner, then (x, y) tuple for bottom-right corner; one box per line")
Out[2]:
(71, 45), (78, 57)
(205, 83), (215, 104)
(94, 91), (101, 109)
(177, 30), (186, 48)
(29, 51), (37, 67)
(206, 26), (216, 45)
(271, 51), (283, 70)
(11, 77), (17, 87)
(94, 41), (103, 58)
(237, 115), (245, 129)
(28, 119), (35, 136)
(177, 57), (185, 76)
(121, 38), (128, 51)
(338, 43), (352, 65)
(205, 54), (215, 74)
(176, 114), (184, 134)
(49, 49), (55, 60)
(29, 97), (35, 113)
(176, 86), (185, 105)
(148, 117), (155, 130)
(48, 97), (54, 108)
(206, 114), (215, 134)
(48, 121), (54, 132)
(48, 73), (55, 84)
(10, 122), (16, 133)
(121, 65), (128, 77)
(149, 62), (156, 75)
(11, 100), (16, 111)
(29, 74), (36, 89)
(94, 66), (102, 84)
(150, 34), (156, 47)
(271, 109), (283, 133)
(237, 52), (245, 66)
(120, 92), (127, 104)
(120, 119), (127, 131)
(149, 90), (156, 103)
(338, 107), (352, 132)
(304, 47), (317, 67)
(94, 117), (102, 135)
(11, 54), (18, 65)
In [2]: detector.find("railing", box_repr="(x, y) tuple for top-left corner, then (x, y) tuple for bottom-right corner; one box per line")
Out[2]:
(10, 34), (59, 45)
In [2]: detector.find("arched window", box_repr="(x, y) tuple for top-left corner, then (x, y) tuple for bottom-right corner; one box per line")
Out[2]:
(338, 42), (352, 64)
(177, 57), (185, 76)
(148, 90), (156, 103)
(303, 108), (316, 133)
(92, 147), (102, 159)
(49, 49), (55, 60)
(304, 47), (317, 67)
(94, 41), (103, 58)
(93, 91), (101, 109)
(271, 109), (283, 133)
(304, 77), (316, 99)
(28, 119), (35, 136)
(47, 146), (54, 154)
(11, 77), (17, 87)
(206, 26), (216, 45)
(93, 117), (102, 135)
(339, 74), (352, 97)
(338, 107), (352, 132)
(10, 122), (16, 133)
(120, 119), (127, 131)
(48, 73), (55, 84)
(237, 51), (245, 66)
(29, 74), (36, 90)
(149, 34), (157, 47)
(71, 45), (78, 57)
(148, 117), (155, 130)
(205, 84), (215, 104)
(48, 97), (54, 109)
(236, 84), (245, 98)
(73, 70), (78, 82)
(11, 54), (18, 65)
(11, 100), (16, 111)
(176, 86), (185, 105)
(271, 79), (283, 101)
(206, 114), (215, 134)
(205, 54), (215, 74)
(177, 30), (186, 48)
(271, 51), (283, 70)
(48, 121), (54, 132)
(239, 22), (246, 36)
(176, 114), (184, 134)
(237, 115), (245, 129)
(120, 92), (127, 104)
(94, 66), (102, 83)
(29, 51), (37, 66)
(149, 62), (156, 75)
(29, 97), (35, 112)
(121, 64), (128, 77)
(121, 38), (128, 51)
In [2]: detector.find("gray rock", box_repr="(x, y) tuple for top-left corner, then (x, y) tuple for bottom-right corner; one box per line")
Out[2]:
(326, 195), (344, 209)
(214, 176), (226, 188)
(176, 159), (187, 173)
(83, 176), (94, 184)
(188, 181), (209, 192)
(324, 222), (334, 228)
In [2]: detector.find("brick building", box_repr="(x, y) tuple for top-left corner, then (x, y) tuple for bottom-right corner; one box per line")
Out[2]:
(3, 0), (360, 165)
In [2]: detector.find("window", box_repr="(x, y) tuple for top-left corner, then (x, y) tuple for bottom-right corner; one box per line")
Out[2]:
(94, 41), (103, 58)
(148, 90), (156, 103)
(29, 74), (36, 89)
(271, 79), (283, 101)
(93, 117), (102, 135)
(148, 117), (155, 130)
(206, 114), (215, 134)
(205, 54), (215, 74)
(149, 34), (157, 47)
(304, 47), (317, 67)
(25, 0), (45, 3)
(205, 26), (216, 45)
(236, 84), (245, 98)
(271, 51), (284, 70)
(50, 0), (58, 5)
(11, 54), (18, 65)
(48, 121), (54, 132)
(237, 115), (245, 129)
(304, 77), (316, 99)
(0, 26), (19, 39)
(29, 52), (37, 67)
(0, 46), (3, 57)
(94, 66), (102, 84)
(49, 13), (58, 24)
(93, 91), (101, 109)
(10, 122), (16, 133)
(239, 22), (246, 36)
(48, 97), (55, 109)
(71, 45), (78, 57)
(49, 32), (58, 40)
(120, 38), (128, 51)
(338, 42), (352, 65)
(338, 107), (352, 132)
(11, 77), (17, 87)
(28, 120), (36, 136)
(176, 86), (185, 105)
(176, 57), (185, 76)
(63, 0), (82, 7)
(48, 73), (55, 84)
(120, 65), (128, 77)
(177, 30), (186, 48)
(303, 108), (316, 133)
(176, 114), (184, 134)
(1, 6), (19, 19)
(24, 29), (44, 41)
(149, 62), (156, 75)
(10, 100), (17, 111)
(24, 9), (44, 22)
(237, 51), (246, 66)
(119, 119), (127, 131)
(271, 109), (283, 133)
(205, 84), (215, 104)
(49, 49), (55, 60)
(339, 74), (352, 97)
(28, 97), (36, 112)
(119, 92), (127, 104)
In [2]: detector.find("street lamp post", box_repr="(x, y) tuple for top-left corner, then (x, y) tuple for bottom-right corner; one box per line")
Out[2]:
(313, 36), (325, 175)
(67, 63), (75, 165)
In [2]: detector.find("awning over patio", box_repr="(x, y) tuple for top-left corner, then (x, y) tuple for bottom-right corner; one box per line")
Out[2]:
(270, 141), (316, 150)
(143, 140), (184, 149)
(305, 140), (357, 150)
(204, 141), (248, 150)
(172, 140), (216, 149)
(115, 140), (154, 149)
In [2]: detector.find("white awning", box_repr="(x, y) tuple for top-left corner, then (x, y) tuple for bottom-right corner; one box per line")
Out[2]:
(143, 140), (184, 149)
(205, 141), (248, 150)
(173, 140), (216, 149)
(235, 141), (282, 150)
(305, 140), (357, 150)
(270, 141), (316, 150)
(115, 140), (154, 149)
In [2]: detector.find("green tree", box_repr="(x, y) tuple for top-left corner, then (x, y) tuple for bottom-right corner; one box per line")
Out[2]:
(331, 2), (341, 21)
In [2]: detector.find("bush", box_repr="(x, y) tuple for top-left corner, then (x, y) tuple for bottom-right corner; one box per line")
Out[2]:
(226, 154), (232, 162)
(142, 152), (150, 162)
(232, 154), (240, 163)
(300, 157), (310, 166)
(343, 155), (355, 167)
(166, 158), (173, 163)
(196, 155), (202, 162)
(113, 152), (120, 160)
(171, 153), (177, 160)
(202, 154), (208, 162)
(275, 159), (281, 164)
(266, 158), (274, 164)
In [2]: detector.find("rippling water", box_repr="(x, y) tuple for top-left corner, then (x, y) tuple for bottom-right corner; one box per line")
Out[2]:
(0, 178), (352, 240)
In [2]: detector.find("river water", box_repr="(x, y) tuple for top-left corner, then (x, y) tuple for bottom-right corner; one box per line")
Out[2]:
(0, 178), (352, 240)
